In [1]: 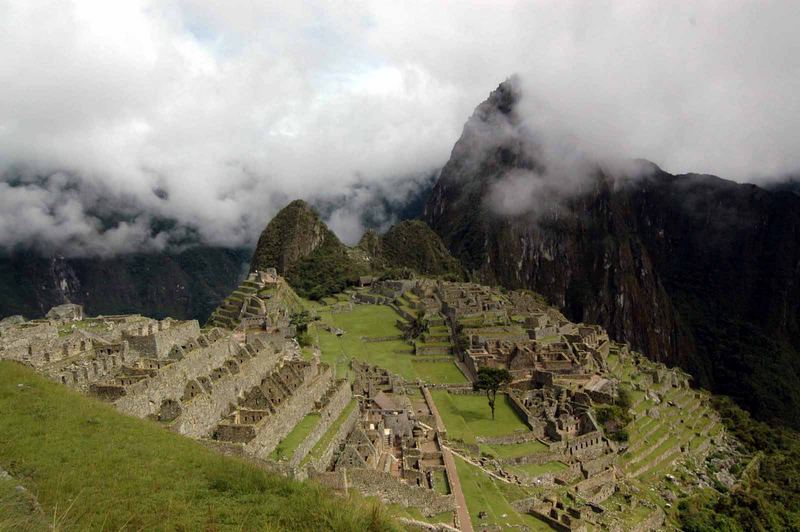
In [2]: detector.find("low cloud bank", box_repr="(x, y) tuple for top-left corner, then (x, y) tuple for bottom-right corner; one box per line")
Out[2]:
(1, 2), (798, 256)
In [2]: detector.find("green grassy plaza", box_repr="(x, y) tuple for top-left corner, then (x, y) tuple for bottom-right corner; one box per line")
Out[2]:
(430, 390), (530, 445)
(308, 303), (467, 384)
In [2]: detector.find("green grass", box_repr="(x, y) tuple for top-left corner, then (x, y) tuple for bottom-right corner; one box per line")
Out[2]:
(432, 470), (450, 495)
(310, 304), (467, 385)
(388, 504), (454, 526)
(328, 304), (403, 337)
(508, 461), (567, 477)
(480, 439), (547, 459)
(270, 412), (321, 461)
(409, 361), (466, 384)
(303, 399), (358, 466)
(0, 362), (396, 531)
(58, 319), (115, 337)
(430, 391), (529, 445)
(0, 475), (48, 531)
(453, 455), (551, 530)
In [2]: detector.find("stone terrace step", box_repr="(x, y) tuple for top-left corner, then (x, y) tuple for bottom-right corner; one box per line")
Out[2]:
(636, 447), (683, 480)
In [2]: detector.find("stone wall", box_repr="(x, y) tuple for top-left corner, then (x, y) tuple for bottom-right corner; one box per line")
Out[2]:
(422, 386), (447, 435)
(114, 336), (234, 418)
(363, 335), (404, 343)
(505, 391), (538, 431)
(574, 467), (615, 497)
(298, 405), (361, 474)
(55, 342), (130, 389)
(244, 366), (333, 460)
(289, 379), (352, 467)
(124, 320), (200, 358)
(396, 518), (459, 532)
(630, 508), (665, 532)
(476, 431), (543, 446)
(314, 468), (456, 517)
(415, 345), (452, 356)
(503, 452), (564, 466)
(173, 344), (283, 437)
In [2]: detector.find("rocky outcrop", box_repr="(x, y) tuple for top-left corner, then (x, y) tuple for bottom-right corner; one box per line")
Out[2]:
(423, 79), (800, 427)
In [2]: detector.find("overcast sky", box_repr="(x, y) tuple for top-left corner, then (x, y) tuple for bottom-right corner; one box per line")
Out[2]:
(1, 1), (799, 255)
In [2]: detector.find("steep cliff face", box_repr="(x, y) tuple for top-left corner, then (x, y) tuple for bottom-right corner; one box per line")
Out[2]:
(0, 247), (249, 322)
(424, 80), (800, 426)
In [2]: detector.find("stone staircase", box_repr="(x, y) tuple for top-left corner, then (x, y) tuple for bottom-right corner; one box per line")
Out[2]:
(206, 278), (263, 329)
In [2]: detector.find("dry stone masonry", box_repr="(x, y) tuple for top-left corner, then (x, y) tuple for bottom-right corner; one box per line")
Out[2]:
(0, 273), (738, 532)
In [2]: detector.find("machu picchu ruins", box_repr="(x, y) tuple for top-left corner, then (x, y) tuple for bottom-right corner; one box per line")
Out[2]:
(1, 268), (746, 531)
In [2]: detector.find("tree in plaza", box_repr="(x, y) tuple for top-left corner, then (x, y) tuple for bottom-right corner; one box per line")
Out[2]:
(474, 367), (512, 420)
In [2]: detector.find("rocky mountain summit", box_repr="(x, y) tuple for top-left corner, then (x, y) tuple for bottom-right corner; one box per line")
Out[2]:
(249, 200), (464, 299)
(250, 199), (339, 276)
(424, 79), (800, 427)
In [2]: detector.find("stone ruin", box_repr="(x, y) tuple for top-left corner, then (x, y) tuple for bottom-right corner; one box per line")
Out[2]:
(206, 270), (294, 332)
(316, 364), (456, 519)
(45, 303), (84, 322)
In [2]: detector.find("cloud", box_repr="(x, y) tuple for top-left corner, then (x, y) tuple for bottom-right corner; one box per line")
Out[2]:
(1, 1), (798, 255)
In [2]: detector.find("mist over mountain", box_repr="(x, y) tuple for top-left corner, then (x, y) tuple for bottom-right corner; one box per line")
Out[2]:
(0, 176), (433, 320)
(424, 80), (800, 427)
(2, 2), (800, 261)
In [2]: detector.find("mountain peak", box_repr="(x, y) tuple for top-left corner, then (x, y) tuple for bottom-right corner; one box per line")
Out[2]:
(250, 200), (341, 276)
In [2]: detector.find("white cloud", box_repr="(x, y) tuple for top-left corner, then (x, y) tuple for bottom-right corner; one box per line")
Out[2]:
(0, 1), (798, 255)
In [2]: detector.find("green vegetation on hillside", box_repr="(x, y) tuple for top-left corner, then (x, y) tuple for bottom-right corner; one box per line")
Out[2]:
(377, 220), (466, 280)
(594, 387), (633, 442)
(286, 237), (367, 300)
(0, 361), (396, 531)
(677, 291), (800, 430)
(249, 200), (368, 300)
(0, 247), (249, 323)
(1, 474), (48, 531)
(678, 396), (800, 531)
(249, 200), (465, 300)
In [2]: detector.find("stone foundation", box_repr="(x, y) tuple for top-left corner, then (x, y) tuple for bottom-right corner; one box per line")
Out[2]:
(289, 379), (352, 467)
(173, 344), (283, 437)
(244, 366), (334, 459)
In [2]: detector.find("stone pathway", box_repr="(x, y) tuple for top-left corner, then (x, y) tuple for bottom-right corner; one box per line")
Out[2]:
(444, 445), (515, 486)
(441, 446), (473, 532)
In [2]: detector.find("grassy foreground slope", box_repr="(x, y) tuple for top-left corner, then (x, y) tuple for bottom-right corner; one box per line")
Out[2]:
(0, 361), (396, 531)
